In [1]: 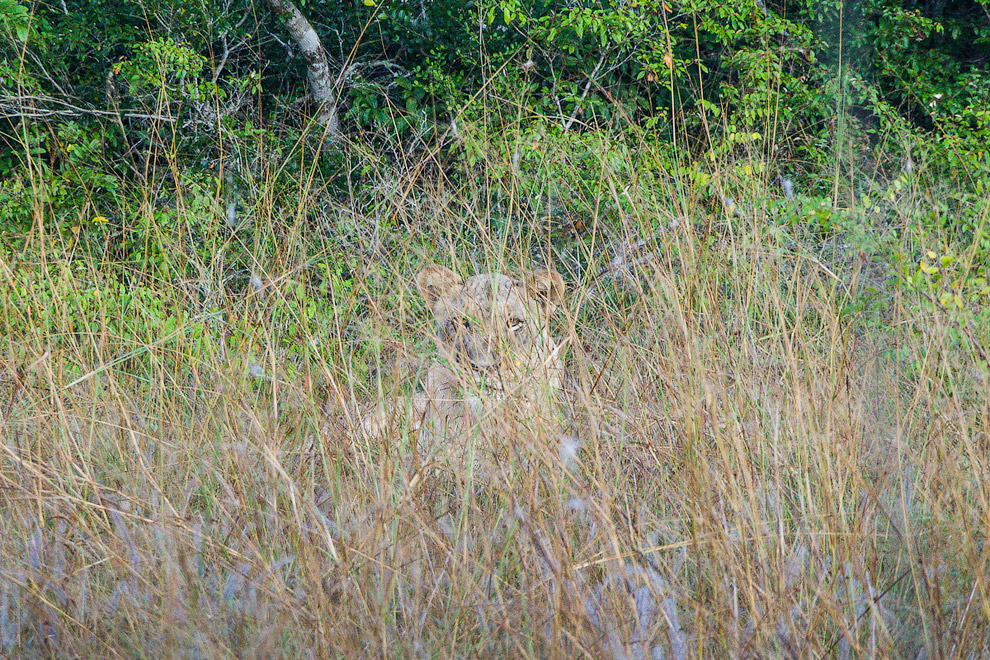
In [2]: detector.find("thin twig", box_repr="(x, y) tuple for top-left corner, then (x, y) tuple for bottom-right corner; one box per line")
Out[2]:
(562, 52), (607, 131)
(1, 93), (178, 122)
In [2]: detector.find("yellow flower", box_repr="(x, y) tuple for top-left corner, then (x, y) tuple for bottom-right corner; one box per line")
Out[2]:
(92, 215), (108, 224)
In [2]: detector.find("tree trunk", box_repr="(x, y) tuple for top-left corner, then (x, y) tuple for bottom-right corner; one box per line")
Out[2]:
(265, 0), (340, 143)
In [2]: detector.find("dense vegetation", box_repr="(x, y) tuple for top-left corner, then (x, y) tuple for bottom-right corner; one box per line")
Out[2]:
(1, 0), (988, 657)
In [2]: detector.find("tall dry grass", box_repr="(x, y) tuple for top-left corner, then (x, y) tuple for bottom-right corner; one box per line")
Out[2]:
(1, 119), (989, 659)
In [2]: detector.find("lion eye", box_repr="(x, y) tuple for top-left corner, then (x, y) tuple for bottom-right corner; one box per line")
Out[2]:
(443, 318), (471, 339)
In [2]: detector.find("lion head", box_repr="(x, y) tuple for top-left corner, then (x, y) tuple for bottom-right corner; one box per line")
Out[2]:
(415, 264), (566, 394)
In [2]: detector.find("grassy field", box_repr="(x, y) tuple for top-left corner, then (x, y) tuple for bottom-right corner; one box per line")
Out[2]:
(1, 122), (989, 659)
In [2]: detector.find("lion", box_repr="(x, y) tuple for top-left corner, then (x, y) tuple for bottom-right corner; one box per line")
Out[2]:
(363, 263), (567, 482)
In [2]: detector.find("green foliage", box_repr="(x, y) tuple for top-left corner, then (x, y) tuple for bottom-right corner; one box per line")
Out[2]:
(119, 38), (207, 92)
(2, 0), (985, 196)
(840, 0), (990, 179)
(0, 0), (32, 43)
(1, 0), (989, 310)
(0, 120), (123, 248)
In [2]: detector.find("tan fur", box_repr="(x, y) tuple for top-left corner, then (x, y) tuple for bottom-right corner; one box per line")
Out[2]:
(363, 264), (566, 482)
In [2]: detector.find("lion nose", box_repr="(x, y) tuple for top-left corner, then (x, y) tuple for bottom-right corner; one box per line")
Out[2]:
(465, 338), (499, 369)
(470, 353), (499, 370)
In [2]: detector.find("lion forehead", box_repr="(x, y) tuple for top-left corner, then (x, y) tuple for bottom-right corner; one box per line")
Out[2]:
(458, 274), (529, 318)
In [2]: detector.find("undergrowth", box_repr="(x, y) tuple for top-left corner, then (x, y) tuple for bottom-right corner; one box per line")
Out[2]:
(1, 103), (989, 659)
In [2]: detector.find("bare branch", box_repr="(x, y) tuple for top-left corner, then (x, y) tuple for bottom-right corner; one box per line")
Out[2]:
(563, 52), (607, 131)
(265, 0), (340, 143)
(1, 93), (177, 123)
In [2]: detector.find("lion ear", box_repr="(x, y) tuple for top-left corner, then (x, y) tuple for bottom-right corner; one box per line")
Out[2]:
(416, 265), (463, 308)
(525, 269), (565, 309)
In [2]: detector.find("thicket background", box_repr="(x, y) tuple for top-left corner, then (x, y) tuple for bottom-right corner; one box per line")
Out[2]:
(1, 0), (989, 657)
